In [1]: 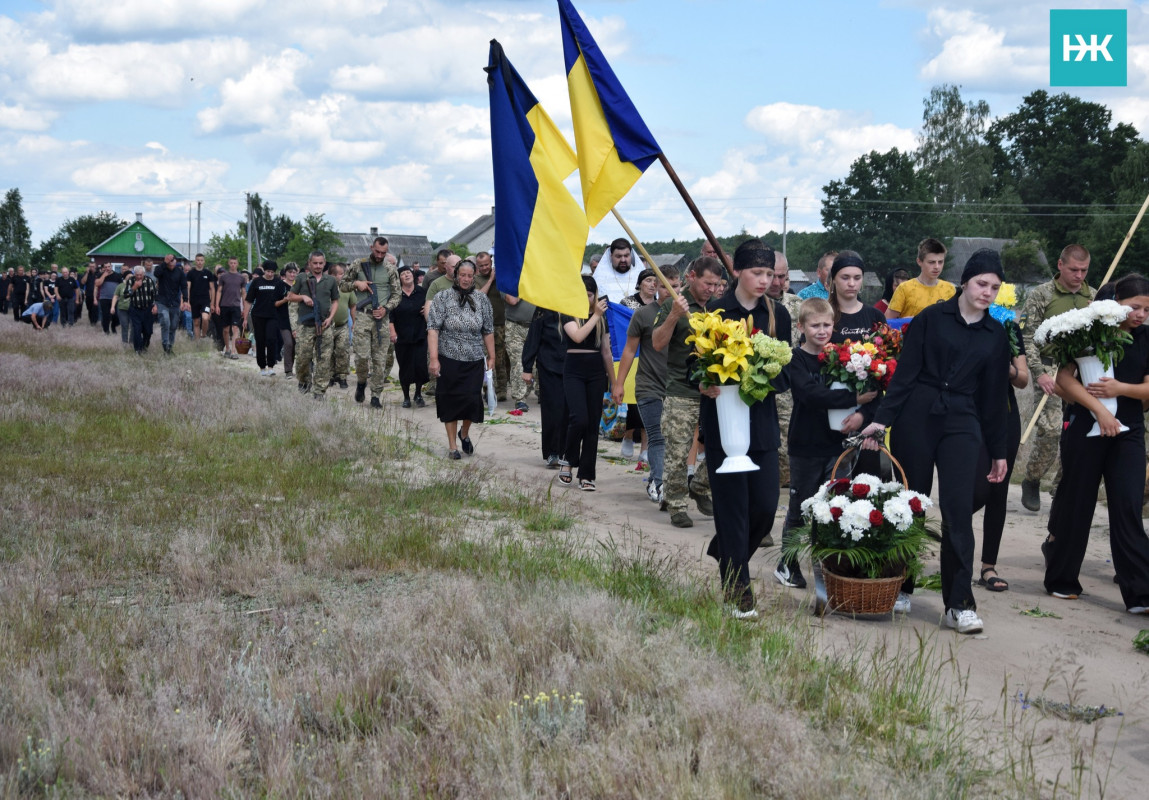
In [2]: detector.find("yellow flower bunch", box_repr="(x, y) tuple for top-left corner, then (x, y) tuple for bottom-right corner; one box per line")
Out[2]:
(687, 310), (791, 403)
(997, 283), (1018, 309)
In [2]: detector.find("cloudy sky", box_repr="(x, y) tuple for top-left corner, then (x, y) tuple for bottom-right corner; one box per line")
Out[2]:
(2, 0), (1146, 252)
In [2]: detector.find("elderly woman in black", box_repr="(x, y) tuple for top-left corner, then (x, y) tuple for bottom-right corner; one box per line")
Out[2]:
(427, 260), (495, 459)
(389, 264), (429, 408)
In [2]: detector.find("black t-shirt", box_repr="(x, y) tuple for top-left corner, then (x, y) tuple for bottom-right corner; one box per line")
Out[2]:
(245, 276), (283, 318)
(559, 314), (608, 352)
(831, 304), (886, 343)
(187, 268), (216, 306)
(56, 276), (77, 299)
(276, 279), (293, 326)
(9, 275), (28, 300)
(28, 278), (43, 303)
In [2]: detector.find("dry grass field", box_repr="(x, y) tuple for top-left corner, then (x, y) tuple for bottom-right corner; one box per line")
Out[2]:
(0, 327), (1122, 798)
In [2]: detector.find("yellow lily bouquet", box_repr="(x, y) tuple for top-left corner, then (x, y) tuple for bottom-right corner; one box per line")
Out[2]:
(685, 310), (792, 405)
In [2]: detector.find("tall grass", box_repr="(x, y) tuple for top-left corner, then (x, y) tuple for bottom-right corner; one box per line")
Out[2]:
(0, 325), (1102, 797)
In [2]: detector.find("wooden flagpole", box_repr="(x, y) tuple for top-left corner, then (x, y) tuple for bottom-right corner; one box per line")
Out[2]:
(657, 153), (731, 272)
(610, 208), (679, 302)
(1020, 190), (1149, 445)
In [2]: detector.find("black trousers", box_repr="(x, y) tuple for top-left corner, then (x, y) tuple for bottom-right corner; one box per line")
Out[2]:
(562, 353), (606, 481)
(11, 298), (27, 322)
(251, 315), (278, 368)
(973, 403), (1021, 566)
(890, 398), (982, 612)
(705, 444), (780, 593)
(537, 365), (567, 460)
(129, 306), (153, 352)
(99, 299), (118, 333)
(86, 294), (98, 324)
(1045, 427), (1149, 608)
(781, 455), (837, 559)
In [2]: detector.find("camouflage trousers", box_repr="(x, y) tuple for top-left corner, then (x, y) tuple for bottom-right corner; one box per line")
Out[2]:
(330, 322), (350, 380)
(383, 335), (395, 380)
(662, 395), (711, 515)
(490, 325), (508, 399)
(353, 317), (390, 398)
(505, 321), (532, 402)
(1023, 391), (1063, 483)
(776, 390), (792, 486)
(297, 324), (334, 397)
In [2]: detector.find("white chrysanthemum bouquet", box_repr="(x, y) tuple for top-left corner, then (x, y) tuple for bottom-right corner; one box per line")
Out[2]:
(1034, 300), (1132, 370)
(784, 473), (936, 580)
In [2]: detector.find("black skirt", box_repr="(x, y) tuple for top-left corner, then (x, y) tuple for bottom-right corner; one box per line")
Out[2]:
(436, 354), (484, 423)
(396, 341), (429, 389)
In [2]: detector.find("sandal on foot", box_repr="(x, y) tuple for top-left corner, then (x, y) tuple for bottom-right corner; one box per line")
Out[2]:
(579, 479), (596, 492)
(978, 567), (1008, 592)
(558, 464), (573, 485)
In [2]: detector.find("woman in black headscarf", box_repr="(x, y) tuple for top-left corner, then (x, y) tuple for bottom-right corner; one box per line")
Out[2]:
(427, 259), (495, 459)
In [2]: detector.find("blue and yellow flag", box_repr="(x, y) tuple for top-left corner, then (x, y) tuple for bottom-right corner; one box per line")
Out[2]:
(487, 40), (589, 319)
(558, 0), (662, 227)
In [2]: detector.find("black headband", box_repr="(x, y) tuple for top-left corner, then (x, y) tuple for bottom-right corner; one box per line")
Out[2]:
(830, 253), (865, 280)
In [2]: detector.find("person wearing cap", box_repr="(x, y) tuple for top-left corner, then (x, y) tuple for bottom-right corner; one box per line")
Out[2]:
(860, 248), (1010, 635)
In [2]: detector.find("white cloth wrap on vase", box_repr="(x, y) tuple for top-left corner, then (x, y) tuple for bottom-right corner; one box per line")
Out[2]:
(1074, 354), (1129, 438)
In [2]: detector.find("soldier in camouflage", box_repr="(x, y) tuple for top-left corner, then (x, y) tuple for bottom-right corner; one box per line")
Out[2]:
(328, 263), (353, 389)
(1020, 244), (1095, 511)
(287, 251), (340, 400)
(503, 292), (537, 410)
(341, 236), (401, 408)
(767, 253), (802, 486)
(474, 251), (509, 400)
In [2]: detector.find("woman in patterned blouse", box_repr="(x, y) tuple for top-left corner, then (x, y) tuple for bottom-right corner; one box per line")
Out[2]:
(427, 259), (495, 459)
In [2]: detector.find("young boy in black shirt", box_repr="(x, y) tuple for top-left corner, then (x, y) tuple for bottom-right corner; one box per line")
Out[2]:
(776, 298), (877, 588)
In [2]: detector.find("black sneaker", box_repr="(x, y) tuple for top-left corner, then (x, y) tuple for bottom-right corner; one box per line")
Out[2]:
(355, 383), (366, 403)
(731, 586), (758, 620)
(401, 399), (412, 408)
(461, 437), (474, 455)
(774, 561), (807, 589)
(370, 397), (382, 409)
(546, 454), (560, 468)
(515, 401), (529, 412)
(414, 395), (426, 408)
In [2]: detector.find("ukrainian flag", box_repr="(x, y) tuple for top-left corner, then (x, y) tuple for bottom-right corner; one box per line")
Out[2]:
(487, 40), (589, 319)
(558, 0), (662, 226)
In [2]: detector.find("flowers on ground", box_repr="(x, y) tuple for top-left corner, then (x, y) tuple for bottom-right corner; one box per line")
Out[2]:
(1034, 300), (1132, 370)
(686, 310), (791, 404)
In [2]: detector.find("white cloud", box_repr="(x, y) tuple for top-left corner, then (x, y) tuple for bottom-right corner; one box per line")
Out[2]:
(52, 0), (267, 38)
(918, 8), (1045, 88)
(197, 49), (308, 133)
(71, 153), (229, 195)
(0, 103), (56, 131)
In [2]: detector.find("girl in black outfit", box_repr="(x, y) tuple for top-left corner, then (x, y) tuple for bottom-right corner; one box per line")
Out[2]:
(389, 265), (428, 408)
(522, 308), (568, 467)
(827, 250), (886, 344)
(971, 319), (1028, 592)
(244, 260), (284, 375)
(1044, 273), (1149, 613)
(861, 249), (1010, 635)
(558, 275), (616, 490)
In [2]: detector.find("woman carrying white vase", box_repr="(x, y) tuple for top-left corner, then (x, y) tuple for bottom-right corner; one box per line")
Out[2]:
(1044, 273), (1149, 613)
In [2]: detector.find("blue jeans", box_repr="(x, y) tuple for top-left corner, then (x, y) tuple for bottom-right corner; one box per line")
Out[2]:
(636, 395), (665, 483)
(157, 303), (181, 350)
(182, 309), (194, 337)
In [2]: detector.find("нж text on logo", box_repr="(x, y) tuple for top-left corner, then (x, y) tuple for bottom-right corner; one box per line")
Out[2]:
(1063, 34), (1113, 62)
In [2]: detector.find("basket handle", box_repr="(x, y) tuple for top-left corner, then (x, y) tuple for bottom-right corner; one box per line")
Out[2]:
(830, 442), (909, 489)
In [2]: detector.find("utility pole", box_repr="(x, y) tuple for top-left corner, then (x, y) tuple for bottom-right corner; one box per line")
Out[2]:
(187, 203), (192, 260)
(245, 192), (252, 273)
(782, 196), (788, 257)
(196, 201), (201, 255)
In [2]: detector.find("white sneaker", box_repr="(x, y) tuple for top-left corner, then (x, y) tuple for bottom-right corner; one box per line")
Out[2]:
(621, 439), (635, 459)
(1128, 606), (1149, 615)
(646, 480), (660, 503)
(260, 368), (269, 376)
(944, 608), (984, 634)
(638, 450), (648, 463)
(893, 592), (911, 614)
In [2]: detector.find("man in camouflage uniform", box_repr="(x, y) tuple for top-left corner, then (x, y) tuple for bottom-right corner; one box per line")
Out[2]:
(767, 252), (802, 486)
(287, 251), (340, 400)
(474, 250), (509, 400)
(1020, 244), (1095, 511)
(328, 263), (354, 389)
(652, 256), (723, 528)
(341, 236), (401, 408)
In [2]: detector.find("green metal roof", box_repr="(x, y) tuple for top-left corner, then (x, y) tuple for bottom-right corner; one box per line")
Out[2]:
(87, 220), (183, 258)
